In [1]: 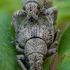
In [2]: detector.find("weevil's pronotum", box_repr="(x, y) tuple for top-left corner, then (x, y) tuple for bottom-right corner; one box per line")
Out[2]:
(11, 0), (60, 70)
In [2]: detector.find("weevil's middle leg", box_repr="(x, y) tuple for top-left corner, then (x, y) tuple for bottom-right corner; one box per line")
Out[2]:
(16, 44), (24, 53)
(49, 41), (58, 49)
(46, 30), (60, 70)
(49, 29), (60, 49)
(54, 29), (60, 41)
(16, 55), (27, 70)
(11, 39), (24, 53)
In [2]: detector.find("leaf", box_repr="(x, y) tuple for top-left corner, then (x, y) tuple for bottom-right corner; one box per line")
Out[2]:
(43, 57), (51, 70)
(0, 13), (21, 70)
(57, 56), (70, 70)
(57, 25), (70, 70)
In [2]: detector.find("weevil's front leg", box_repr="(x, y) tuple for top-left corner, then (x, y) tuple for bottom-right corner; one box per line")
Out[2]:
(11, 10), (26, 33)
(43, 7), (58, 25)
(16, 55), (27, 70)
(46, 48), (57, 70)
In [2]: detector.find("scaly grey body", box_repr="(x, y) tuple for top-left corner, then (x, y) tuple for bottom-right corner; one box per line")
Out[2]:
(16, 16), (54, 70)
(11, 0), (60, 70)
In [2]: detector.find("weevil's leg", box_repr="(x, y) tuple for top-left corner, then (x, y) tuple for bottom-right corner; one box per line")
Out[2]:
(51, 7), (58, 25)
(11, 39), (24, 53)
(46, 48), (57, 70)
(49, 53), (56, 70)
(16, 55), (27, 70)
(43, 7), (58, 25)
(49, 41), (58, 49)
(54, 29), (60, 41)
(49, 29), (60, 49)
(11, 10), (26, 33)
(16, 44), (24, 53)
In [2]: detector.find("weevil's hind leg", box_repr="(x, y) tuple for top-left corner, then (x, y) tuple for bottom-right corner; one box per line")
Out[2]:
(16, 55), (27, 70)
(46, 48), (57, 70)
(49, 53), (56, 70)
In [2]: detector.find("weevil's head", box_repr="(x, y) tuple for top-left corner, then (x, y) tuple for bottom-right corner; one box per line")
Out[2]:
(23, 1), (40, 22)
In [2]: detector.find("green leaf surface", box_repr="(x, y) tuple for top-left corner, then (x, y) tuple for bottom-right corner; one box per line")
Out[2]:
(57, 25), (70, 70)
(0, 13), (21, 70)
(58, 25), (70, 56)
(43, 57), (50, 70)
(57, 56), (70, 70)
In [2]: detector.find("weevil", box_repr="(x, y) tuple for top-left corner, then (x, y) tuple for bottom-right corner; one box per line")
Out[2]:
(11, 0), (60, 70)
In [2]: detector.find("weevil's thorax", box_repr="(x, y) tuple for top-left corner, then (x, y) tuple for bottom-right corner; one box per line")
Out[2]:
(17, 17), (54, 47)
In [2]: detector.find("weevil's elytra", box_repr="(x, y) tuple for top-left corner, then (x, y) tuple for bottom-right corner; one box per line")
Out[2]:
(11, 0), (60, 70)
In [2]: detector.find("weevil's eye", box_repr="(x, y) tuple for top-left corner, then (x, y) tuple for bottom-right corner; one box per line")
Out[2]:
(37, 6), (40, 10)
(23, 6), (26, 10)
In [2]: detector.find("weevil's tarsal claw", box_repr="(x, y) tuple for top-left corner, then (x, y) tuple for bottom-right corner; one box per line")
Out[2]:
(11, 38), (16, 45)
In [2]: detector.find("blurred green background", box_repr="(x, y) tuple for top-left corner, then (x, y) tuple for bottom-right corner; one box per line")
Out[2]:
(0, 0), (70, 32)
(53, 0), (70, 34)
(0, 0), (70, 70)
